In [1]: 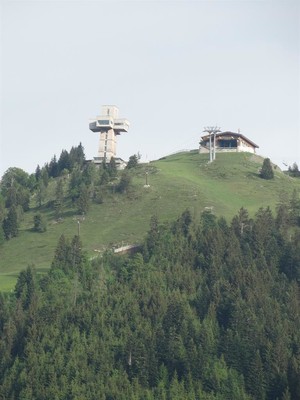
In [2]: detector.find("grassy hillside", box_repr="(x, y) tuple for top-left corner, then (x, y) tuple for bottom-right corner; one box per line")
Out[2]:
(1, 151), (299, 291)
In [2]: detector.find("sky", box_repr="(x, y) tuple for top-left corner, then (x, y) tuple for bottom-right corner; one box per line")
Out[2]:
(0, 0), (299, 177)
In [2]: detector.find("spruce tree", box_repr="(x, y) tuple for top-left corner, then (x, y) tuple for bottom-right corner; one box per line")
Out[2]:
(35, 164), (41, 180)
(54, 179), (64, 219)
(260, 158), (274, 180)
(49, 155), (59, 178)
(0, 225), (5, 245)
(289, 189), (300, 226)
(276, 192), (290, 232)
(108, 157), (117, 178)
(70, 235), (84, 273)
(77, 184), (90, 215)
(0, 196), (6, 244)
(41, 166), (49, 187)
(69, 165), (83, 202)
(70, 142), (85, 168)
(117, 170), (131, 193)
(126, 154), (139, 169)
(36, 179), (46, 208)
(3, 205), (19, 239)
(51, 234), (71, 271)
(288, 162), (300, 177)
(33, 213), (47, 233)
(246, 351), (266, 399)
(58, 149), (71, 174)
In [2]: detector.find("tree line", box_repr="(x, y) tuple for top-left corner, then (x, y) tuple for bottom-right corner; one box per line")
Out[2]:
(0, 145), (140, 242)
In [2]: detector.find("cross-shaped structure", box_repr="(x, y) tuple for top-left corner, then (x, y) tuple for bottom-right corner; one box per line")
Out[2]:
(89, 105), (130, 163)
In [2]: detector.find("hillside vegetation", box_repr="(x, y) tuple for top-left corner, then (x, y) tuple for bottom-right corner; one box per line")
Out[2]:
(0, 205), (299, 399)
(0, 151), (300, 291)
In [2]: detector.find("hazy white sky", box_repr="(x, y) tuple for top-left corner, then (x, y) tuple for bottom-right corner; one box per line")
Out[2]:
(1, 0), (299, 177)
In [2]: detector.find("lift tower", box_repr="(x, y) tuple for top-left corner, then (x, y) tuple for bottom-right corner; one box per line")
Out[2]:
(203, 126), (221, 162)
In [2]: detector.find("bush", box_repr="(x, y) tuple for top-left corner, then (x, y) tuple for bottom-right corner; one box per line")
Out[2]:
(117, 171), (132, 193)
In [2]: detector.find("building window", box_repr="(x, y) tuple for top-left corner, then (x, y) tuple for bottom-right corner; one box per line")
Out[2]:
(219, 139), (237, 148)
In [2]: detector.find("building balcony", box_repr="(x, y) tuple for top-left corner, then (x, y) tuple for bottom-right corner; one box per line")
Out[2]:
(113, 124), (129, 133)
(96, 118), (114, 128)
(113, 119), (130, 132)
(89, 121), (98, 132)
(89, 118), (129, 133)
(89, 118), (114, 132)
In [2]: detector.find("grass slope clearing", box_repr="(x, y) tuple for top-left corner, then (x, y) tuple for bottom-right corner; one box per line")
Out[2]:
(1, 151), (299, 291)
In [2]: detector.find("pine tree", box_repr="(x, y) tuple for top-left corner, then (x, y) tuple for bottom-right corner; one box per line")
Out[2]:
(77, 184), (90, 215)
(288, 355), (300, 399)
(51, 234), (71, 271)
(247, 350), (266, 399)
(82, 163), (96, 186)
(35, 164), (41, 180)
(126, 154), (139, 169)
(99, 168), (109, 186)
(288, 162), (300, 177)
(0, 225), (5, 245)
(200, 209), (217, 232)
(33, 213), (47, 233)
(252, 207), (275, 255)
(40, 166), (49, 187)
(49, 155), (59, 178)
(108, 157), (117, 179)
(58, 149), (71, 174)
(260, 158), (274, 180)
(70, 142), (85, 168)
(69, 165), (83, 202)
(169, 372), (186, 399)
(36, 179), (46, 208)
(3, 205), (19, 239)
(5, 183), (17, 208)
(176, 209), (192, 237)
(282, 387), (291, 400)
(144, 215), (160, 258)
(54, 179), (64, 219)
(117, 171), (131, 193)
(15, 266), (37, 310)
(0, 196), (6, 244)
(231, 207), (251, 239)
(17, 187), (30, 212)
(289, 189), (300, 226)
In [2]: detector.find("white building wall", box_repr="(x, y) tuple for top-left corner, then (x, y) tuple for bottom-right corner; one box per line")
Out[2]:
(199, 146), (209, 154)
(101, 105), (119, 119)
(237, 140), (255, 153)
(98, 129), (117, 160)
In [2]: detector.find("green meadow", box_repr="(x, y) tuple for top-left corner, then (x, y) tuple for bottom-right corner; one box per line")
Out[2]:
(1, 151), (299, 291)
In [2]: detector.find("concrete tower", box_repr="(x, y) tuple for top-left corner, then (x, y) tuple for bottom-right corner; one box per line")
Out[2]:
(89, 105), (130, 164)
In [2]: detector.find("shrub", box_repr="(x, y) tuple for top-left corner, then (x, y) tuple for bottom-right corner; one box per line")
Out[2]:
(117, 171), (132, 193)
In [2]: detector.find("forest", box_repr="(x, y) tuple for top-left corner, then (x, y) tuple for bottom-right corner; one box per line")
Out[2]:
(0, 196), (300, 399)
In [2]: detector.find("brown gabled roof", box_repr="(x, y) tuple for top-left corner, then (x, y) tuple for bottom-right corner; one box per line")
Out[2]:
(201, 131), (259, 148)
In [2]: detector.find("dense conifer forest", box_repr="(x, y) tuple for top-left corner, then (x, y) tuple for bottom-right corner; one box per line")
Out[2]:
(0, 201), (300, 399)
